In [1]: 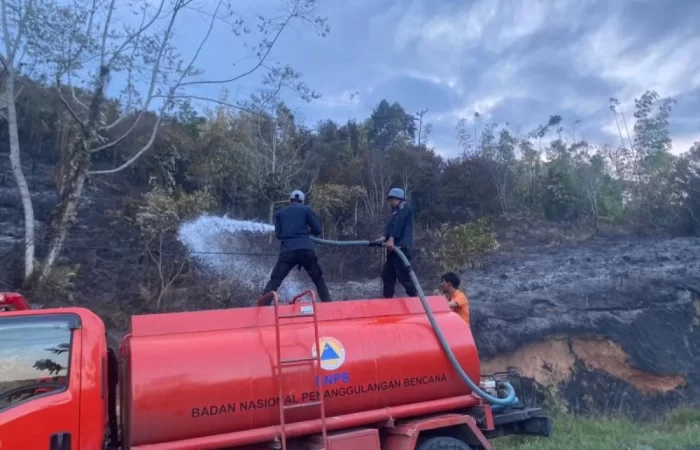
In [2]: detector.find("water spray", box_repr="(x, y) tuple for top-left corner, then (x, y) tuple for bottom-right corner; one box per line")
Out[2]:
(177, 215), (305, 299)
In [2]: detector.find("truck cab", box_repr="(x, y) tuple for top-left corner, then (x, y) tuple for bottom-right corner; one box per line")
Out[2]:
(0, 293), (110, 450)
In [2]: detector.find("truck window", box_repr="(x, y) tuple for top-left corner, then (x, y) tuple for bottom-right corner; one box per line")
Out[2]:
(0, 315), (75, 411)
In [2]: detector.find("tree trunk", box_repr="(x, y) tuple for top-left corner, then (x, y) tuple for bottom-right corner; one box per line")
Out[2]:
(268, 124), (277, 244)
(268, 200), (274, 243)
(497, 184), (508, 214)
(34, 66), (110, 287)
(4, 75), (36, 282)
(591, 196), (599, 233)
(38, 165), (88, 287)
(593, 213), (598, 233)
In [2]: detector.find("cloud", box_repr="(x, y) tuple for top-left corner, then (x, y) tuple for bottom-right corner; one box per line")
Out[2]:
(144, 0), (700, 157)
(272, 0), (700, 156)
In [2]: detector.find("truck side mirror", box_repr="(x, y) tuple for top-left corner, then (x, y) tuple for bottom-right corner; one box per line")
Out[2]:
(0, 292), (31, 311)
(49, 433), (71, 450)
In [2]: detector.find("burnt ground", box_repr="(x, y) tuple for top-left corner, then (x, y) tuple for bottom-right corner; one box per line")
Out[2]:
(327, 236), (700, 418)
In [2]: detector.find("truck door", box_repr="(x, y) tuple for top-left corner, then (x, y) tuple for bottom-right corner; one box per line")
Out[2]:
(0, 313), (82, 450)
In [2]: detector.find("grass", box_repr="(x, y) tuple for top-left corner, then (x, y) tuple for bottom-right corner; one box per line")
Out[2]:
(494, 408), (700, 450)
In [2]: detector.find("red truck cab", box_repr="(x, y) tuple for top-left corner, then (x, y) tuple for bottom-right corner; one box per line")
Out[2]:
(0, 293), (111, 450)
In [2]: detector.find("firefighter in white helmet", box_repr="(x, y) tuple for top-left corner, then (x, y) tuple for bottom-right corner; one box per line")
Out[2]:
(261, 190), (332, 304)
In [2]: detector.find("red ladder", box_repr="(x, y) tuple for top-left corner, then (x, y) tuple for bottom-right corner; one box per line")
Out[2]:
(262, 290), (328, 450)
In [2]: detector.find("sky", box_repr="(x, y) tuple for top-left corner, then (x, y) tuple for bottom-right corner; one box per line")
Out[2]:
(133, 0), (700, 158)
(0, 324), (69, 382)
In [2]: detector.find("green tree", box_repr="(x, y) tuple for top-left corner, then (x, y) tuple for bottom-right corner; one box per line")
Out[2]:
(488, 126), (517, 213)
(543, 139), (580, 221)
(631, 91), (677, 228)
(188, 96), (255, 211)
(575, 149), (623, 231)
(309, 184), (366, 238)
(514, 139), (543, 213)
(394, 145), (443, 228)
(367, 100), (416, 152)
(674, 142), (700, 234)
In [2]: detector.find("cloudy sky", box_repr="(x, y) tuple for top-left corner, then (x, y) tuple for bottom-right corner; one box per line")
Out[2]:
(174, 0), (700, 158)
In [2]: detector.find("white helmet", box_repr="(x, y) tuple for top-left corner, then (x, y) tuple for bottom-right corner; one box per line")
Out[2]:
(290, 190), (305, 203)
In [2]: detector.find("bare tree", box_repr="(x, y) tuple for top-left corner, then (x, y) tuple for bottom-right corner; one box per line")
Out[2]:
(242, 98), (312, 227)
(415, 108), (428, 146)
(362, 151), (392, 226)
(608, 98), (636, 183)
(576, 147), (605, 232)
(488, 126), (517, 214)
(24, 0), (327, 286)
(389, 146), (422, 196)
(458, 120), (516, 214)
(420, 122), (433, 146)
(146, 226), (185, 311)
(456, 118), (475, 157)
(0, 0), (45, 282)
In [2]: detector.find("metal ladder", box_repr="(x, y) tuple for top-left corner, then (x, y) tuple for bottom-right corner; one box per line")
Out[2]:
(266, 290), (328, 450)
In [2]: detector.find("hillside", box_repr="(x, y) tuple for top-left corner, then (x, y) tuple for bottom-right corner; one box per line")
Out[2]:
(2, 77), (700, 428)
(3, 157), (700, 422)
(328, 234), (700, 418)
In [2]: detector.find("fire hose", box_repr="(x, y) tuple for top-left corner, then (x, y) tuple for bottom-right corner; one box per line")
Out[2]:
(309, 236), (519, 408)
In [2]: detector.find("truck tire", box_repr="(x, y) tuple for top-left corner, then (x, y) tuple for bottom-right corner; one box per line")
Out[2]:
(416, 436), (472, 450)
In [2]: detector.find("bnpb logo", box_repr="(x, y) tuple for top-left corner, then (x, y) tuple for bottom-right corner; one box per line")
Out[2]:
(311, 337), (346, 371)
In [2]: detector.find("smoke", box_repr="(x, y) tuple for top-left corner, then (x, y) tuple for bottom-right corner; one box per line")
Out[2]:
(177, 215), (306, 301)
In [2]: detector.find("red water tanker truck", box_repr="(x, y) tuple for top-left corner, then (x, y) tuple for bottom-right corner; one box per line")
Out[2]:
(0, 290), (552, 450)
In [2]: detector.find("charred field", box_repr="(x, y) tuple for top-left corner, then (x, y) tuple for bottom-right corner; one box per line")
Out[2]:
(330, 235), (700, 419)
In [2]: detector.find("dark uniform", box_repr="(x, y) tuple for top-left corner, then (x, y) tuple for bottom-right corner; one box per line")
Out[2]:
(261, 202), (331, 305)
(381, 201), (418, 298)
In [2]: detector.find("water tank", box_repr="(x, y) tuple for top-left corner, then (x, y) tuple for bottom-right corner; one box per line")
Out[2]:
(120, 296), (480, 447)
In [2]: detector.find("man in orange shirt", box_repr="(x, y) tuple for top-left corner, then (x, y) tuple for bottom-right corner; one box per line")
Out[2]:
(440, 272), (470, 324)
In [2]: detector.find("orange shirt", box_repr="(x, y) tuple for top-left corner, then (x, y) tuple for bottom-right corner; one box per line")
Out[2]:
(448, 290), (470, 324)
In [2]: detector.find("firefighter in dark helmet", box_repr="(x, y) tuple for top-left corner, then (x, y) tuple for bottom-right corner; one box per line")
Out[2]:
(375, 188), (418, 298)
(261, 190), (332, 304)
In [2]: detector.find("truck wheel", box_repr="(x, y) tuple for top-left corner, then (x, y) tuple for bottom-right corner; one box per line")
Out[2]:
(416, 436), (472, 450)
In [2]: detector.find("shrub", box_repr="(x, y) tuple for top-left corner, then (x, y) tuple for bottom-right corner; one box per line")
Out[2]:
(127, 188), (217, 244)
(436, 218), (498, 271)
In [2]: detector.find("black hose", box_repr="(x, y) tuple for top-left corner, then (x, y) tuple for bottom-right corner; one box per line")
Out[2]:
(310, 236), (518, 406)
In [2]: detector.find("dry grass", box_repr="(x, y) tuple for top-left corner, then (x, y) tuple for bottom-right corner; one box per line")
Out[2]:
(495, 409), (700, 450)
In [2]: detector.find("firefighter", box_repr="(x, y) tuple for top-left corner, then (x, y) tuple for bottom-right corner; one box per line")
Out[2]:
(376, 188), (418, 298)
(261, 190), (332, 305)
